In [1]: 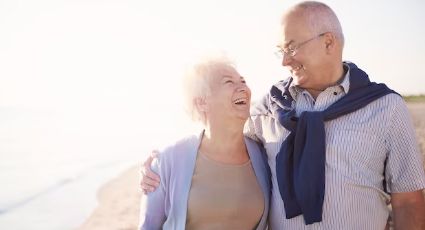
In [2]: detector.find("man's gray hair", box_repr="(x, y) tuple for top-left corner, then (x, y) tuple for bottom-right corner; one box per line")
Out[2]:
(292, 1), (345, 46)
(182, 55), (236, 124)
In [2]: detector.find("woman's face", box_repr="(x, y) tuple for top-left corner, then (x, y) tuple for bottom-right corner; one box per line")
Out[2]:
(203, 66), (251, 124)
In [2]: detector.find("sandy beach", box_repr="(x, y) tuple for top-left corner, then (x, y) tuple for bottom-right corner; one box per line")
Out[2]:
(78, 166), (141, 230)
(78, 102), (425, 230)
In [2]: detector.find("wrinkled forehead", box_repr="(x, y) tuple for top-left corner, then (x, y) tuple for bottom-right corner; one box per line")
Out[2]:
(207, 65), (241, 84)
(277, 10), (312, 47)
(213, 65), (239, 77)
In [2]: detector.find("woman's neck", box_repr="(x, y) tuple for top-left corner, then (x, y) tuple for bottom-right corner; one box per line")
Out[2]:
(199, 124), (248, 164)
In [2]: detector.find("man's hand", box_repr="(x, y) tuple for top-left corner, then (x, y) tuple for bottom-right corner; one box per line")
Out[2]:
(391, 190), (425, 230)
(139, 150), (161, 195)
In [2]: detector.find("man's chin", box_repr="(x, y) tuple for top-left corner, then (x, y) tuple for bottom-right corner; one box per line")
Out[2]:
(291, 75), (304, 86)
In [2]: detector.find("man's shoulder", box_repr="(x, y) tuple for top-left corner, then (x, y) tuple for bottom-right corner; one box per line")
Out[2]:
(344, 92), (406, 126)
(250, 77), (293, 117)
(379, 92), (403, 102)
(367, 92), (404, 110)
(250, 94), (272, 116)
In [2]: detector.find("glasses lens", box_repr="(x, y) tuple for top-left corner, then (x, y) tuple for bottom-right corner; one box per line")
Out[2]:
(274, 50), (283, 59)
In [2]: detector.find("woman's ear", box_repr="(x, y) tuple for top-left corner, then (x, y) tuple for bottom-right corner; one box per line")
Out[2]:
(195, 97), (208, 112)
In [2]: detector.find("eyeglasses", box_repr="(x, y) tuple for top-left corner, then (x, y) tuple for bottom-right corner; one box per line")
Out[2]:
(274, 32), (327, 59)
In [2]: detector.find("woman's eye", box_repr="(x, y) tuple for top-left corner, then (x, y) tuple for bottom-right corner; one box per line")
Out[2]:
(225, 80), (233, 84)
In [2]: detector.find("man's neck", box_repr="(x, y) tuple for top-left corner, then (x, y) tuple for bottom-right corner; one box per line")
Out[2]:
(306, 63), (346, 99)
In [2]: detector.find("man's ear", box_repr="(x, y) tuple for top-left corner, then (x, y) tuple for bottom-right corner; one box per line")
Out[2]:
(324, 32), (336, 51)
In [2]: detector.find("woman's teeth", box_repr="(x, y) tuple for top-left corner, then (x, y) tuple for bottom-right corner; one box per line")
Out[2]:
(234, 98), (247, 105)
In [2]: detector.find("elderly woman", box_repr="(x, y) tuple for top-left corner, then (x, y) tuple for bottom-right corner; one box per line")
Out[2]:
(139, 57), (270, 230)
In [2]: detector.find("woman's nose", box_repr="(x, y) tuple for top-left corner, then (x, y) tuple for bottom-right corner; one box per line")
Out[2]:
(236, 83), (249, 92)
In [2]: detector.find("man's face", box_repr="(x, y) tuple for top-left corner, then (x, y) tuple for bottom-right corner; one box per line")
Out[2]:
(277, 12), (327, 89)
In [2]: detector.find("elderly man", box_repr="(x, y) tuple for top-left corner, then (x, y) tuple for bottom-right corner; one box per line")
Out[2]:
(140, 1), (425, 229)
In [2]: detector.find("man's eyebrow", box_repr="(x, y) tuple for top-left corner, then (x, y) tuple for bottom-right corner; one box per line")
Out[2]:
(277, 40), (294, 49)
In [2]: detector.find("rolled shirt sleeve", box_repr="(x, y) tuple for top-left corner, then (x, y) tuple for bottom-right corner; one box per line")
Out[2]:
(385, 96), (425, 193)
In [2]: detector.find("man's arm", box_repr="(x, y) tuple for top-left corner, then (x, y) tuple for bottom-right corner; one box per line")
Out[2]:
(139, 151), (161, 194)
(384, 96), (425, 229)
(391, 190), (425, 230)
(139, 152), (166, 229)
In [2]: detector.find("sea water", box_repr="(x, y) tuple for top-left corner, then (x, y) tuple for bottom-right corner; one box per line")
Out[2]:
(0, 106), (194, 229)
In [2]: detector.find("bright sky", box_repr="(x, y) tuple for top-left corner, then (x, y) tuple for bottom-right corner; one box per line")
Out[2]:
(1, 0), (425, 145)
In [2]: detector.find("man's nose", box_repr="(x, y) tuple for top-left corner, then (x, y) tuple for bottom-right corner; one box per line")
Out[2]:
(282, 53), (292, 66)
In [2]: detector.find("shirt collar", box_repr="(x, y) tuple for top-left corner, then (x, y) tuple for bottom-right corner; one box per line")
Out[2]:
(339, 63), (350, 93)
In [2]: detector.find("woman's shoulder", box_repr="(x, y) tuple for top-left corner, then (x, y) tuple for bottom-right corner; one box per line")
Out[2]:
(150, 132), (201, 175)
(157, 132), (201, 162)
(244, 135), (270, 176)
(243, 136), (264, 151)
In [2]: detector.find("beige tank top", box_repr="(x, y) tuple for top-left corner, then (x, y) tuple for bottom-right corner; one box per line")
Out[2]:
(186, 152), (264, 230)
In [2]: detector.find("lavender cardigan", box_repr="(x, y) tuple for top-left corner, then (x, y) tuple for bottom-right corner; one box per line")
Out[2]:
(139, 131), (271, 230)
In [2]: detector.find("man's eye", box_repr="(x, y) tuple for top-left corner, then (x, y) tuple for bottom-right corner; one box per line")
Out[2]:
(225, 80), (233, 84)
